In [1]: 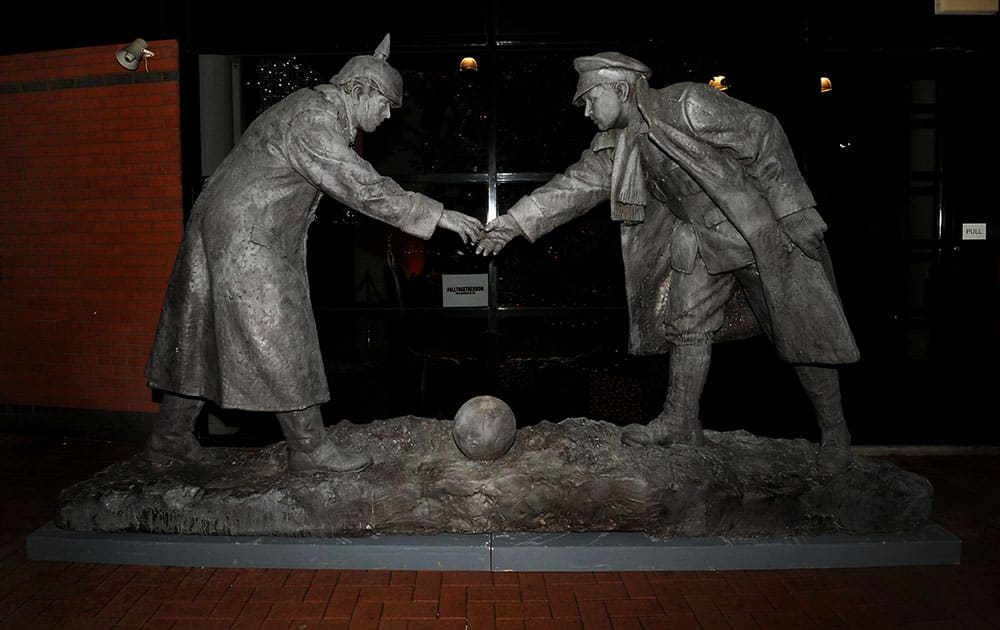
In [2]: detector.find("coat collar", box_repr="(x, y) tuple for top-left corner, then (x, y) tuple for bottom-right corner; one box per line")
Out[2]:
(313, 84), (358, 146)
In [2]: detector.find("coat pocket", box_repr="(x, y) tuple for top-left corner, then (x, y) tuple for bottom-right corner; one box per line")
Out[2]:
(703, 206), (727, 228)
(670, 222), (697, 274)
(249, 224), (286, 258)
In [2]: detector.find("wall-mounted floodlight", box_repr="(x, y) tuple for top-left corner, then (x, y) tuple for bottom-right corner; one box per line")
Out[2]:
(116, 38), (155, 71)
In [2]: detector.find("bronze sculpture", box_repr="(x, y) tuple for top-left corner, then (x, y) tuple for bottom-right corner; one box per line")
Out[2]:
(477, 52), (858, 475)
(144, 34), (482, 473)
(52, 47), (942, 545)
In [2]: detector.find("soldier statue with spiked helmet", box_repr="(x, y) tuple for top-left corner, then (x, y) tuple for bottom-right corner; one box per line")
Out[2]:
(144, 34), (482, 473)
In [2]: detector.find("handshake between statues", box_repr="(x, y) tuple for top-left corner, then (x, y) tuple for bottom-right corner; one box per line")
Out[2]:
(435, 207), (525, 257)
(434, 209), (522, 255)
(437, 209), (484, 245)
(474, 214), (524, 256)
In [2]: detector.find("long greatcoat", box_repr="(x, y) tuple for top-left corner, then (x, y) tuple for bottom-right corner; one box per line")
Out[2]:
(507, 81), (858, 365)
(146, 85), (444, 411)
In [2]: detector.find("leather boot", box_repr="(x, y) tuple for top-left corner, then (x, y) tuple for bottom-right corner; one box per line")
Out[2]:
(277, 406), (372, 473)
(621, 344), (710, 447)
(144, 393), (206, 465)
(796, 366), (854, 475)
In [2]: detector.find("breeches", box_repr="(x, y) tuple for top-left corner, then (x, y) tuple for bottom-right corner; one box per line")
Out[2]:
(662, 257), (768, 346)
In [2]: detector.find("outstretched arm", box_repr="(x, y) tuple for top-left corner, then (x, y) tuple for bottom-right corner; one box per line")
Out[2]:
(476, 146), (613, 258)
(286, 108), (445, 240)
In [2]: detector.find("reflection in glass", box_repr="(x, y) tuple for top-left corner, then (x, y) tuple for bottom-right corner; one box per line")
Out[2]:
(308, 184), (488, 310)
(496, 315), (663, 425)
(315, 309), (490, 421)
(362, 53), (489, 176)
(496, 51), (595, 173)
(242, 53), (490, 177)
(249, 56), (324, 115)
(496, 183), (625, 308)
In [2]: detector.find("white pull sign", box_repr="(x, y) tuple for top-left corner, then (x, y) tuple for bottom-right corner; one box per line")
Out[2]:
(962, 223), (987, 240)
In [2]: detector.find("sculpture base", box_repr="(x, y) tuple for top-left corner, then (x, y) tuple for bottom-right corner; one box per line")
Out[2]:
(55, 416), (935, 539)
(27, 522), (960, 571)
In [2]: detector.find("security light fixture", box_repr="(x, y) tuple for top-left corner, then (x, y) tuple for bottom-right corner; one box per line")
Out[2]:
(116, 38), (155, 71)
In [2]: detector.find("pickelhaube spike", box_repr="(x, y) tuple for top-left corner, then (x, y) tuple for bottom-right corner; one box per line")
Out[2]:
(373, 33), (390, 60)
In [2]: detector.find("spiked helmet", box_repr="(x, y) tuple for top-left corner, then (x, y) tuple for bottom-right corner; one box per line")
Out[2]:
(330, 33), (404, 107)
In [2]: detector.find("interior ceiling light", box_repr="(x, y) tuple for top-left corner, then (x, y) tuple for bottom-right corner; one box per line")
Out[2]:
(709, 75), (729, 91)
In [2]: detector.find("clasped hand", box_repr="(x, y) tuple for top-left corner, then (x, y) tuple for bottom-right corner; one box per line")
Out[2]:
(438, 209), (483, 244)
(437, 211), (523, 255)
(475, 214), (523, 256)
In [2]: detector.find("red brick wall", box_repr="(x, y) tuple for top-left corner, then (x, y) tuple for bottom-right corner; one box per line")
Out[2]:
(0, 40), (182, 414)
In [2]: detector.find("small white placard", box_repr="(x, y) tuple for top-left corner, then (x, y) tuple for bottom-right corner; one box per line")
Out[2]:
(962, 223), (987, 240)
(442, 273), (488, 307)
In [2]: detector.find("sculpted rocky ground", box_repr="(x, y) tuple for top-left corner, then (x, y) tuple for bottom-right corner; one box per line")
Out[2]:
(56, 416), (933, 539)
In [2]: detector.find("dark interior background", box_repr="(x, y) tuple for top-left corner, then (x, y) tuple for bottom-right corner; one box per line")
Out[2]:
(4, 1), (997, 446)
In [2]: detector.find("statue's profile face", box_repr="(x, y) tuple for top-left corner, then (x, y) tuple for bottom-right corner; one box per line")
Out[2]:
(580, 83), (627, 132)
(356, 91), (393, 133)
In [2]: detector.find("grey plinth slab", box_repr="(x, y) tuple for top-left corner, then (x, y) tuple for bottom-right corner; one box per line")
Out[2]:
(27, 522), (959, 571)
(26, 522), (491, 570)
(491, 524), (961, 571)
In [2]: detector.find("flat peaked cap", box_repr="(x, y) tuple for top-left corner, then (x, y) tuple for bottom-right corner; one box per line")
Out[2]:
(572, 52), (651, 105)
(573, 52), (651, 76)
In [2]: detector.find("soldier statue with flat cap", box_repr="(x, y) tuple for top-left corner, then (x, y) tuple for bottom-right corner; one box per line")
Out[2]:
(477, 52), (858, 474)
(145, 34), (482, 473)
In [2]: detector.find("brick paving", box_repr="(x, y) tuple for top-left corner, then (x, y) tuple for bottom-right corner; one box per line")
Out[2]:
(1, 434), (998, 629)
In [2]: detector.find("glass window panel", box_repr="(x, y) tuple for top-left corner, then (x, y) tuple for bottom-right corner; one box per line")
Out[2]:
(240, 52), (489, 176)
(362, 52), (490, 176)
(496, 4), (637, 41)
(906, 193), (937, 240)
(315, 311), (490, 421)
(495, 183), (625, 308)
(308, 184), (488, 309)
(495, 50), (595, 173)
(909, 127), (936, 172)
(316, 309), (490, 369)
(496, 314), (634, 424)
(499, 313), (627, 361)
(911, 79), (936, 105)
(905, 261), (932, 309)
(496, 317), (686, 427)
(191, 5), (488, 54)
(494, 3), (761, 43)
(242, 55), (327, 118)
(493, 48), (785, 174)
